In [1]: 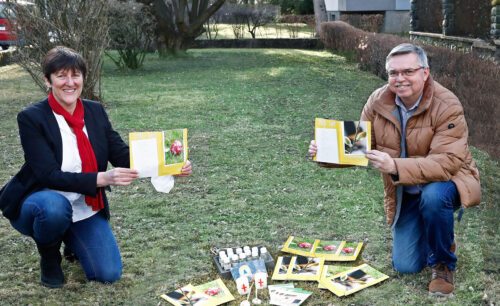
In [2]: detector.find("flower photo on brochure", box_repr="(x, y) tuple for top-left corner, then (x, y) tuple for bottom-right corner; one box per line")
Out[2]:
(315, 240), (342, 255)
(164, 129), (185, 165)
(287, 237), (315, 253)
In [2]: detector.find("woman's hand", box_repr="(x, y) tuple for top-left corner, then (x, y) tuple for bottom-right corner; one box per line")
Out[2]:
(308, 140), (317, 157)
(97, 168), (139, 187)
(174, 160), (192, 177)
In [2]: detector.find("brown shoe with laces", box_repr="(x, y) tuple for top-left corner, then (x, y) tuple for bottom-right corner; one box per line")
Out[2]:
(429, 263), (454, 297)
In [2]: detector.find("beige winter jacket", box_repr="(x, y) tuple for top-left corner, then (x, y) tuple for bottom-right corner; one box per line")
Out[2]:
(361, 76), (481, 225)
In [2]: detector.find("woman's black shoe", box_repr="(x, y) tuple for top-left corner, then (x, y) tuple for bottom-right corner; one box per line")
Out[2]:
(36, 241), (64, 288)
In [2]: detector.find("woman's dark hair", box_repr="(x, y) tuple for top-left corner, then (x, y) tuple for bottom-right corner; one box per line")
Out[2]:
(42, 46), (87, 83)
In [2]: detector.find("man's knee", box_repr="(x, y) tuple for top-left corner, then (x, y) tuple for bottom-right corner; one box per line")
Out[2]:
(420, 182), (457, 216)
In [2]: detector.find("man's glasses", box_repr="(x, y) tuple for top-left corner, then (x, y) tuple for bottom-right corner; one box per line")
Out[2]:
(387, 67), (424, 78)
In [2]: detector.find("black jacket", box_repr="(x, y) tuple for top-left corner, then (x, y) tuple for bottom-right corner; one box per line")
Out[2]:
(0, 99), (129, 220)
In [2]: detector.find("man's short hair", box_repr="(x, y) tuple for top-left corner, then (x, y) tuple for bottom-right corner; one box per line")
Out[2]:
(42, 46), (87, 82)
(385, 43), (429, 70)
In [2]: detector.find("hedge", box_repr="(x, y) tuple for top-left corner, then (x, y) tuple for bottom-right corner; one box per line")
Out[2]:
(320, 21), (500, 159)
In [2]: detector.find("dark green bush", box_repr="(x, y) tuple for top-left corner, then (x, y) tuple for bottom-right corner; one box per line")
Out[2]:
(269, 0), (313, 15)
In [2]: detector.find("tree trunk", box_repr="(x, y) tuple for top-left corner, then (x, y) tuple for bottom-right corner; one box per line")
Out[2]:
(313, 0), (328, 37)
(138, 0), (225, 56)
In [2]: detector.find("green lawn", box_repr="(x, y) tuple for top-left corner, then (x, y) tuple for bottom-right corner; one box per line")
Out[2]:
(0, 49), (498, 305)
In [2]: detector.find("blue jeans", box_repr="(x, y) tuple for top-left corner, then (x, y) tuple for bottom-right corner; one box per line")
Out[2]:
(10, 190), (122, 283)
(392, 181), (461, 273)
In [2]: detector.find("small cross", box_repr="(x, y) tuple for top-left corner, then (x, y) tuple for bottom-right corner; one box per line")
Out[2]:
(241, 284), (247, 293)
(258, 279), (264, 287)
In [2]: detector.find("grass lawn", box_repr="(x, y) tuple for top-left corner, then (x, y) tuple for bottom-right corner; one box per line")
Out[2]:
(0, 49), (498, 305)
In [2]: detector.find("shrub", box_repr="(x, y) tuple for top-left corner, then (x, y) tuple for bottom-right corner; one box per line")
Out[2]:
(339, 14), (384, 33)
(12, 0), (109, 100)
(107, 0), (155, 70)
(320, 21), (500, 158)
(270, 0), (313, 15)
(278, 14), (315, 27)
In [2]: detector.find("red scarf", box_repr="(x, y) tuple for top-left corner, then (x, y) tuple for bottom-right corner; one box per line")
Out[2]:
(48, 92), (104, 211)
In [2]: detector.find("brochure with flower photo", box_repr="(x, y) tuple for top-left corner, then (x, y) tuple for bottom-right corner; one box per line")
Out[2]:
(271, 256), (325, 281)
(193, 279), (235, 305)
(281, 236), (363, 261)
(314, 118), (371, 166)
(160, 284), (212, 306)
(318, 263), (389, 297)
(129, 129), (188, 177)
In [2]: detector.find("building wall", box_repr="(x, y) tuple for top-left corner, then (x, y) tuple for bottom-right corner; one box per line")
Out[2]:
(324, 0), (411, 33)
(384, 10), (410, 33)
(324, 0), (409, 12)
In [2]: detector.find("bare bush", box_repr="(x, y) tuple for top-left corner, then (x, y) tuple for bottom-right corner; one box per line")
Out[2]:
(339, 13), (384, 33)
(13, 0), (109, 100)
(107, 0), (155, 70)
(278, 14), (315, 27)
(243, 5), (276, 38)
(205, 14), (221, 39)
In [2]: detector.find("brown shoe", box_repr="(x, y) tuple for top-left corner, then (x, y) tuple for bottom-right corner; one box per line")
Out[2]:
(429, 263), (454, 297)
(450, 242), (456, 253)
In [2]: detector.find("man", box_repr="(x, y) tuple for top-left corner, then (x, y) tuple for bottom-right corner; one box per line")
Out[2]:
(309, 43), (481, 297)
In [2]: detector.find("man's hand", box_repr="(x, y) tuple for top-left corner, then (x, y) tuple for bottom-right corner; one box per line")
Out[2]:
(308, 140), (317, 157)
(174, 160), (192, 177)
(365, 150), (397, 174)
(97, 168), (139, 187)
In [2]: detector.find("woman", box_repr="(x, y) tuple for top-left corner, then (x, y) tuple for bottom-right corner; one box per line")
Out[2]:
(0, 46), (192, 288)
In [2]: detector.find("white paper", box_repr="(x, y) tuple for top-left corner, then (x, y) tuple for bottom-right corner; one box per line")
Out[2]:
(316, 128), (339, 163)
(151, 175), (175, 193)
(130, 138), (158, 178)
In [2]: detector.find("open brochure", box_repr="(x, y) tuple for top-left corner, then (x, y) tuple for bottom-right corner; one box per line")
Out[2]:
(268, 283), (312, 306)
(160, 284), (211, 306)
(193, 279), (235, 305)
(282, 236), (363, 261)
(318, 264), (389, 297)
(160, 279), (234, 306)
(314, 118), (371, 166)
(271, 256), (324, 281)
(129, 129), (188, 177)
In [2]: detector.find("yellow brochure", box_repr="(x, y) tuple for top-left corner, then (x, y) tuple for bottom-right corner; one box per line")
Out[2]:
(271, 256), (325, 281)
(160, 284), (213, 306)
(193, 279), (235, 305)
(318, 263), (389, 297)
(282, 236), (363, 261)
(129, 129), (188, 177)
(314, 118), (371, 166)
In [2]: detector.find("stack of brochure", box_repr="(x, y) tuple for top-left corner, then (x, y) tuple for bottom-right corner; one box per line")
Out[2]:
(268, 283), (312, 306)
(273, 236), (389, 297)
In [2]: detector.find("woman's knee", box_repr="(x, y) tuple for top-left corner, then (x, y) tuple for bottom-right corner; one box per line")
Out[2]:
(33, 191), (72, 223)
(90, 265), (122, 284)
